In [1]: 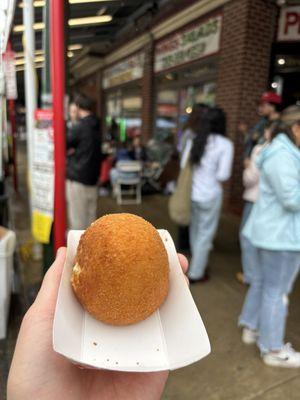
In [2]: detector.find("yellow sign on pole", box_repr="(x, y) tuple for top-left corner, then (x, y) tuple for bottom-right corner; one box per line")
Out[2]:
(32, 210), (53, 244)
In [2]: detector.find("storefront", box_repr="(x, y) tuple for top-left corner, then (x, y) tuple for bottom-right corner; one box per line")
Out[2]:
(103, 51), (145, 140)
(153, 13), (222, 142)
(270, 4), (300, 107)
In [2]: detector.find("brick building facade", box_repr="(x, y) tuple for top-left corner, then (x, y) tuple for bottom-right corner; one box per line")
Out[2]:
(73, 0), (280, 212)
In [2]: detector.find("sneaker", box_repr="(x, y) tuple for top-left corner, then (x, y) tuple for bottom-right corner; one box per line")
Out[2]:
(262, 343), (300, 368)
(242, 328), (259, 345)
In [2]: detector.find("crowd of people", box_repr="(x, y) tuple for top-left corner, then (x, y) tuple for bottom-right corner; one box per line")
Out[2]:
(176, 92), (300, 368)
(65, 92), (300, 368)
(7, 89), (300, 398)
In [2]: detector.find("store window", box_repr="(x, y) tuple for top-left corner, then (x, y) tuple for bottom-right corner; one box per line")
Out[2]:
(153, 13), (222, 143)
(103, 52), (144, 141)
(154, 59), (218, 142)
(105, 87), (142, 140)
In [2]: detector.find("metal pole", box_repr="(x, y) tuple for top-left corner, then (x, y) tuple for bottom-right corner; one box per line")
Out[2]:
(8, 99), (18, 192)
(23, 0), (37, 193)
(41, 0), (54, 271)
(42, 0), (51, 106)
(50, 0), (66, 251)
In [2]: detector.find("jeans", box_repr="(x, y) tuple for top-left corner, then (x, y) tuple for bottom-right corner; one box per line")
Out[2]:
(239, 249), (300, 352)
(240, 201), (256, 284)
(188, 193), (222, 280)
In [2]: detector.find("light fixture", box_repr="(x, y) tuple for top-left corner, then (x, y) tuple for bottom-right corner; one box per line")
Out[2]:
(19, 0), (114, 6)
(15, 49), (44, 58)
(16, 62), (44, 72)
(68, 15), (112, 26)
(19, 1), (46, 8)
(13, 22), (45, 33)
(15, 55), (45, 66)
(69, 0), (116, 3)
(165, 73), (173, 80)
(186, 106), (192, 114)
(67, 51), (74, 58)
(14, 16), (111, 33)
(271, 82), (278, 89)
(278, 58), (285, 65)
(68, 44), (83, 51)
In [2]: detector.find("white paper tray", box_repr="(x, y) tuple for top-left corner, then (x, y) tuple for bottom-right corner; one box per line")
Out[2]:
(53, 229), (210, 372)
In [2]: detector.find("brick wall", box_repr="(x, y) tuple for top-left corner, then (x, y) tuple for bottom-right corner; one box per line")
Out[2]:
(216, 0), (278, 213)
(141, 41), (155, 141)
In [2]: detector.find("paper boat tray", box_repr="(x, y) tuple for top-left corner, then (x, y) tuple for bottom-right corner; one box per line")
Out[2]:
(53, 229), (210, 372)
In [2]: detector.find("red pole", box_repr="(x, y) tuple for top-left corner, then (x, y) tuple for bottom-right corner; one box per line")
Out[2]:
(8, 99), (18, 192)
(50, 0), (66, 251)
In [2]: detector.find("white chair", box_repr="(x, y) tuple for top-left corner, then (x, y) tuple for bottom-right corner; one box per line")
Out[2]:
(115, 161), (142, 205)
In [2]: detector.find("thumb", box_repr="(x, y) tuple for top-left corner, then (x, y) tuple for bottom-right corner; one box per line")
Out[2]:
(33, 247), (67, 313)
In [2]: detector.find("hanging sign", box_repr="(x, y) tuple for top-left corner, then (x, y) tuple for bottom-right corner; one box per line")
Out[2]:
(31, 109), (54, 244)
(103, 52), (145, 89)
(155, 14), (222, 73)
(278, 6), (300, 42)
(2, 50), (17, 99)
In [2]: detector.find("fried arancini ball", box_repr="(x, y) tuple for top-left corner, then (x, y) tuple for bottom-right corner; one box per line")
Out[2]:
(71, 213), (169, 325)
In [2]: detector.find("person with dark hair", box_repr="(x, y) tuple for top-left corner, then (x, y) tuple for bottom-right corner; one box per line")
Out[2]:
(187, 106), (234, 283)
(239, 106), (300, 367)
(66, 95), (101, 230)
(176, 104), (210, 252)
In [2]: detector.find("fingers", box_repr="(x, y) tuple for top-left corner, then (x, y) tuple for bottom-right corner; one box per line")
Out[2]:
(33, 247), (67, 312)
(178, 253), (188, 274)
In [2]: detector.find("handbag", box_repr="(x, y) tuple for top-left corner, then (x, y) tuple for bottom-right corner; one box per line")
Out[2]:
(168, 156), (192, 226)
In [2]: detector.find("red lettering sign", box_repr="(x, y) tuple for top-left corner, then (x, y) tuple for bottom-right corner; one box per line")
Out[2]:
(284, 12), (300, 34)
(278, 6), (300, 41)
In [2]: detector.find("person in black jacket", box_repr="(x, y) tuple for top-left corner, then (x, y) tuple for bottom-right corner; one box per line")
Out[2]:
(66, 95), (101, 229)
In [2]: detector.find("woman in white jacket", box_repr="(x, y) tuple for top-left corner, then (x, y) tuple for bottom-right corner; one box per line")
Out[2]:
(188, 107), (234, 282)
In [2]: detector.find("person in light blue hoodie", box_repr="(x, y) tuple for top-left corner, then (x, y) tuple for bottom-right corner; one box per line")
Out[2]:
(239, 108), (300, 368)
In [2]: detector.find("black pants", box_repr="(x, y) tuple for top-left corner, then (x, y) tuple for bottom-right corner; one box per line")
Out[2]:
(177, 225), (190, 252)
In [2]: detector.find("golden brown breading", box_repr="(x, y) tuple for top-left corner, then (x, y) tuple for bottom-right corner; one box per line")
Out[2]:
(71, 213), (169, 325)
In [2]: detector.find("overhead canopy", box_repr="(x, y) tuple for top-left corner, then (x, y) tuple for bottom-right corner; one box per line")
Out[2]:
(0, 0), (16, 54)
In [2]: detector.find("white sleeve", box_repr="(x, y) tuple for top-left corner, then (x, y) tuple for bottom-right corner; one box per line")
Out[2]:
(216, 140), (234, 182)
(243, 146), (261, 188)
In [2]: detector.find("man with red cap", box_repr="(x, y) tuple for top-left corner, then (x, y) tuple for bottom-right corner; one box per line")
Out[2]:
(244, 91), (282, 158)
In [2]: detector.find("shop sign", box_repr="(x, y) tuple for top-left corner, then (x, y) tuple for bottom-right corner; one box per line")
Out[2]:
(278, 6), (300, 42)
(31, 109), (54, 244)
(155, 14), (222, 73)
(103, 52), (145, 89)
(2, 50), (17, 99)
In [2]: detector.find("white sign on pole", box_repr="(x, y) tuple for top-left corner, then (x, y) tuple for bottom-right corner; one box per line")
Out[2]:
(278, 6), (300, 42)
(154, 14), (222, 73)
(3, 50), (17, 100)
(31, 109), (54, 244)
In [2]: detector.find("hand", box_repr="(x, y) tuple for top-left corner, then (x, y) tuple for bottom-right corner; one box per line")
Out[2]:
(243, 158), (251, 169)
(7, 248), (188, 400)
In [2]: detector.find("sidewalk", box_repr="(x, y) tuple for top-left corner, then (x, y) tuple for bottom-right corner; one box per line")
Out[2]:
(1, 183), (300, 398)
(99, 196), (300, 400)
